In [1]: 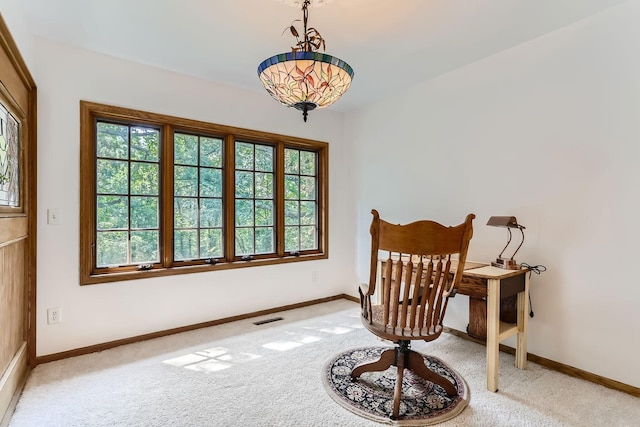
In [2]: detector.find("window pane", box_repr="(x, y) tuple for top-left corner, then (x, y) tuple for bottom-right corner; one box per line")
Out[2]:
(200, 168), (222, 197)
(131, 196), (158, 229)
(200, 137), (222, 168)
(284, 175), (299, 200)
(285, 201), (299, 225)
(175, 197), (198, 228)
(175, 133), (198, 165)
(97, 159), (128, 194)
(284, 149), (299, 174)
(235, 142), (276, 258)
(130, 162), (159, 195)
(97, 196), (128, 230)
(96, 122), (128, 159)
(200, 198), (222, 228)
(94, 121), (162, 270)
(255, 200), (273, 226)
(235, 200), (254, 226)
(235, 228), (254, 255)
(255, 172), (273, 199)
(235, 171), (254, 198)
(300, 226), (317, 250)
(300, 201), (315, 226)
(96, 231), (128, 267)
(300, 176), (316, 200)
(172, 132), (226, 263)
(285, 226), (299, 252)
(130, 127), (159, 162)
(174, 230), (198, 260)
(300, 151), (316, 175)
(255, 145), (273, 172)
(235, 142), (254, 170)
(200, 229), (223, 258)
(282, 147), (318, 253)
(131, 230), (159, 263)
(175, 165), (198, 197)
(0, 104), (19, 207)
(255, 227), (274, 254)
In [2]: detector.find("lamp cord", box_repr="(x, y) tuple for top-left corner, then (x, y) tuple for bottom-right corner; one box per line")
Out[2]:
(519, 263), (547, 318)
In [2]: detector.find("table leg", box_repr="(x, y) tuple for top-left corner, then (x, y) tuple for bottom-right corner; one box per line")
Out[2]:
(515, 273), (530, 369)
(486, 278), (500, 392)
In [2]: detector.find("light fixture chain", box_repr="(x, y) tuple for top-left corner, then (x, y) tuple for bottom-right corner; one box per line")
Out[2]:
(302, 0), (310, 51)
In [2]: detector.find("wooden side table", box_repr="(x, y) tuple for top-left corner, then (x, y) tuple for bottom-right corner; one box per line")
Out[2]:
(458, 265), (530, 392)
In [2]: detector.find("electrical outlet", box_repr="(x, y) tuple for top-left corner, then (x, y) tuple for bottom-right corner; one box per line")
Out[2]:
(47, 307), (62, 324)
(312, 271), (319, 283)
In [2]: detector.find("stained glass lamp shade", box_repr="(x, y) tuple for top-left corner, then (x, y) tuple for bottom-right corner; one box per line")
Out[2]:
(257, 0), (354, 122)
(258, 52), (353, 122)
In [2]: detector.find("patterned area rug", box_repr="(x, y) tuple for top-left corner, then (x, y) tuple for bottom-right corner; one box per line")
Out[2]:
(322, 347), (470, 426)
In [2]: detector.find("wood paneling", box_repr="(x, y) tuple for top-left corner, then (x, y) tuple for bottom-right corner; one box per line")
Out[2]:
(0, 241), (25, 378)
(0, 343), (27, 426)
(0, 217), (26, 247)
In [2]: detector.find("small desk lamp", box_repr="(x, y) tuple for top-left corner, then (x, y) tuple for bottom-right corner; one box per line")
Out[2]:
(487, 216), (525, 270)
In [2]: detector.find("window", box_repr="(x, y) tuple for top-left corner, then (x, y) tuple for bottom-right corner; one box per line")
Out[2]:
(173, 133), (224, 261)
(284, 148), (318, 253)
(80, 101), (328, 285)
(0, 101), (21, 210)
(95, 122), (160, 267)
(234, 141), (275, 257)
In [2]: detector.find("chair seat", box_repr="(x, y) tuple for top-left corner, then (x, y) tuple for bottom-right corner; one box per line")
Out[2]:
(367, 304), (443, 340)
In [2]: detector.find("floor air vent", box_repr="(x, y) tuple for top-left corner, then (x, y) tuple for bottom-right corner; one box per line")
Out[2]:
(253, 317), (284, 326)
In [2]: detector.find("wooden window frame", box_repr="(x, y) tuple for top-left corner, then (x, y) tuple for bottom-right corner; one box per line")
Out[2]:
(80, 101), (328, 285)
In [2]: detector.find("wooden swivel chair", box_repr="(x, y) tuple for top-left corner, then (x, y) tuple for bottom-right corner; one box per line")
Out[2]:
(353, 209), (475, 420)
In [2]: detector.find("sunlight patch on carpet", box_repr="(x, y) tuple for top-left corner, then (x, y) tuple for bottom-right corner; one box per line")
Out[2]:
(163, 346), (262, 373)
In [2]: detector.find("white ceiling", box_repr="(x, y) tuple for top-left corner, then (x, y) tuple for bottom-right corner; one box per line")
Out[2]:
(20, 0), (628, 111)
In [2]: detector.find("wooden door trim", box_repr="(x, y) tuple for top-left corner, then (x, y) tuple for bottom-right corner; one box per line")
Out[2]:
(0, 12), (37, 367)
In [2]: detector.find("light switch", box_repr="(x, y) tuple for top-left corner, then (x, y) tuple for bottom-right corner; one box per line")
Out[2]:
(47, 208), (60, 225)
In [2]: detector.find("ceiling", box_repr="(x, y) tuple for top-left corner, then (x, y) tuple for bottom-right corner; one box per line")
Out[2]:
(19, 0), (628, 112)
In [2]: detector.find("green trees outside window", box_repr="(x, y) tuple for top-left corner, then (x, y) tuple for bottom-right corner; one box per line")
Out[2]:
(284, 148), (318, 252)
(235, 142), (275, 256)
(174, 133), (224, 261)
(81, 101), (328, 284)
(96, 122), (160, 267)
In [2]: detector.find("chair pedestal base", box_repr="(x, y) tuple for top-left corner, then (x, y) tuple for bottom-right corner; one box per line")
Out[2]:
(351, 341), (457, 420)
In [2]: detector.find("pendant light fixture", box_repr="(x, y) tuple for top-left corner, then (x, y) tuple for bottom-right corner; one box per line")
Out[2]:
(257, 0), (354, 122)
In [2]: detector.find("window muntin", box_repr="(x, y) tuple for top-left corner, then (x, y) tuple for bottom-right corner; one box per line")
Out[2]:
(234, 141), (275, 257)
(95, 122), (160, 267)
(284, 148), (318, 253)
(80, 101), (328, 285)
(174, 133), (224, 261)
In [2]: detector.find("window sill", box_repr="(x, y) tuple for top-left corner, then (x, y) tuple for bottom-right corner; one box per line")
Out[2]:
(80, 252), (328, 286)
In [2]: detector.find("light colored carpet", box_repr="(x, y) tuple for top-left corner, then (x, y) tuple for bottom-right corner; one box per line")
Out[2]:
(9, 299), (640, 426)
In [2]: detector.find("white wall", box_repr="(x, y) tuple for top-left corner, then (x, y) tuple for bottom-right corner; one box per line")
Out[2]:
(31, 38), (356, 356)
(0, 1), (34, 69)
(346, 0), (640, 388)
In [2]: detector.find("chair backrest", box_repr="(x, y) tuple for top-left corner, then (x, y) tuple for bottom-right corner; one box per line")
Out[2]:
(363, 209), (475, 339)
